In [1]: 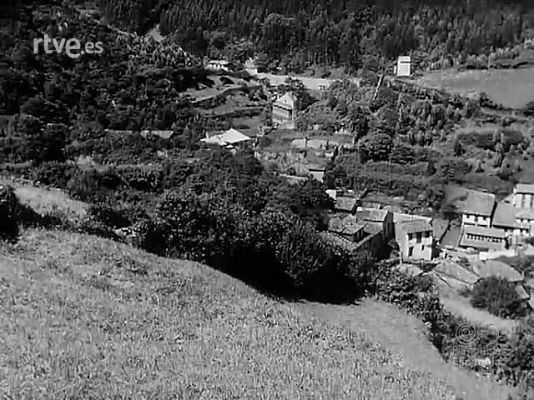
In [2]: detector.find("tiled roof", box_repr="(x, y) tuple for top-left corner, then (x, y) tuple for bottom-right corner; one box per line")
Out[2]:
(459, 226), (507, 251)
(395, 263), (424, 277)
(393, 212), (432, 224)
(440, 225), (462, 248)
(444, 186), (495, 217)
(433, 261), (480, 285)
(328, 216), (365, 236)
(516, 209), (534, 219)
(432, 218), (449, 242)
(515, 183), (534, 195)
(335, 197), (357, 212)
(493, 202), (534, 229)
(516, 285), (530, 301)
(397, 219), (432, 234)
(473, 260), (523, 282)
(492, 202), (518, 228)
(320, 232), (361, 252)
(463, 225), (506, 239)
(356, 208), (390, 222)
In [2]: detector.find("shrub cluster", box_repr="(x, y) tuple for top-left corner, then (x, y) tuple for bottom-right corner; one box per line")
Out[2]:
(0, 185), (21, 242)
(470, 277), (530, 319)
(136, 188), (374, 302)
(374, 264), (534, 390)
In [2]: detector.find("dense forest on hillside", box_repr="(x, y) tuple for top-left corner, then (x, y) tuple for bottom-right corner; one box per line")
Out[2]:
(96, 0), (534, 71)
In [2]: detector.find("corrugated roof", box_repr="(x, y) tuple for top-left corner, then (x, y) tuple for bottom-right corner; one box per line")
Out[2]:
(473, 260), (523, 282)
(221, 128), (251, 144)
(201, 129), (250, 146)
(515, 183), (534, 195)
(445, 186), (496, 217)
(398, 219), (432, 234)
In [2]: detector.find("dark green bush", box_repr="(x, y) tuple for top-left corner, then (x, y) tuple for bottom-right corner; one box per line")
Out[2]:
(0, 185), (20, 242)
(32, 162), (78, 188)
(470, 276), (528, 319)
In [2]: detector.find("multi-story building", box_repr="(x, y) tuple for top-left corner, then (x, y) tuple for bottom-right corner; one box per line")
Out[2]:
(395, 219), (433, 261)
(272, 92), (297, 126)
(445, 186), (496, 227)
(356, 207), (394, 242)
(513, 183), (534, 209)
(493, 202), (534, 244)
(459, 225), (507, 252)
(206, 60), (230, 72)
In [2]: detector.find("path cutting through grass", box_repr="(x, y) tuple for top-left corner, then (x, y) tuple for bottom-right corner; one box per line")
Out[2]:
(291, 299), (513, 400)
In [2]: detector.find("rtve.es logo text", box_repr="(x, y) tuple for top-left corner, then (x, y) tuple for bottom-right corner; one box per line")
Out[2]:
(33, 34), (104, 59)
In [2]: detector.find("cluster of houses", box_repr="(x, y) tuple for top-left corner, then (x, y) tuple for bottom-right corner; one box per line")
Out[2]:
(445, 184), (534, 252)
(323, 183), (534, 263)
(324, 190), (436, 261)
(325, 184), (534, 312)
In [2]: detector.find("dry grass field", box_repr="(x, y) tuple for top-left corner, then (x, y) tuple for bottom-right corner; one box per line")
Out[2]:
(0, 228), (461, 400)
(0, 177), (88, 220)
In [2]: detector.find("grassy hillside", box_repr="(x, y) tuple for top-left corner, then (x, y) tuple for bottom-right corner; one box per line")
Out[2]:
(413, 67), (534, 109)
(296, 300), (514, 400)
(0, 228), (457, 399)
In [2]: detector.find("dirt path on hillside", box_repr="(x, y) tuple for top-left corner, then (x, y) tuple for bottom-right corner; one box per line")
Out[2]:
(291, 299), (513, 400)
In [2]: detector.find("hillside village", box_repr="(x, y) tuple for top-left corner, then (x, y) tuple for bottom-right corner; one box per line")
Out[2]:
(4, 1), (534, 399)
(191, 55), (534, 318)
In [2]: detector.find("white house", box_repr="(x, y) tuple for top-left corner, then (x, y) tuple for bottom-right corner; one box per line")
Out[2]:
(206, 60), (230, 72)
(493, 202), (534, 244)
(445, 186), (496, 228)
(513, 183), (534, 209)
(395, 56), (412, 77)
(272, 92), (297, 126)
(244, 58), (258, 76)
(395, 219), (434, 261)
(200, 128), (250, 147)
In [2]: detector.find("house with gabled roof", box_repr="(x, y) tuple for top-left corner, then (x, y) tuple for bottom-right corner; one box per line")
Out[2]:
(356, 207), (394, 241)
(201, 128), (251, 148)
(430, 261), (480, 291)
(492, 202), (534, 244)
(395, 219), (434, 261)
(472, 260), (523, 282)
(327, 215), (367, 243)
(513, 183), (534, 209)
(334, 196), (358, 214)
(206, 59), (231, 72)
(445, 186), (496, 227)
(459, 225), (507, 252)
(272, 92), (297, 126)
